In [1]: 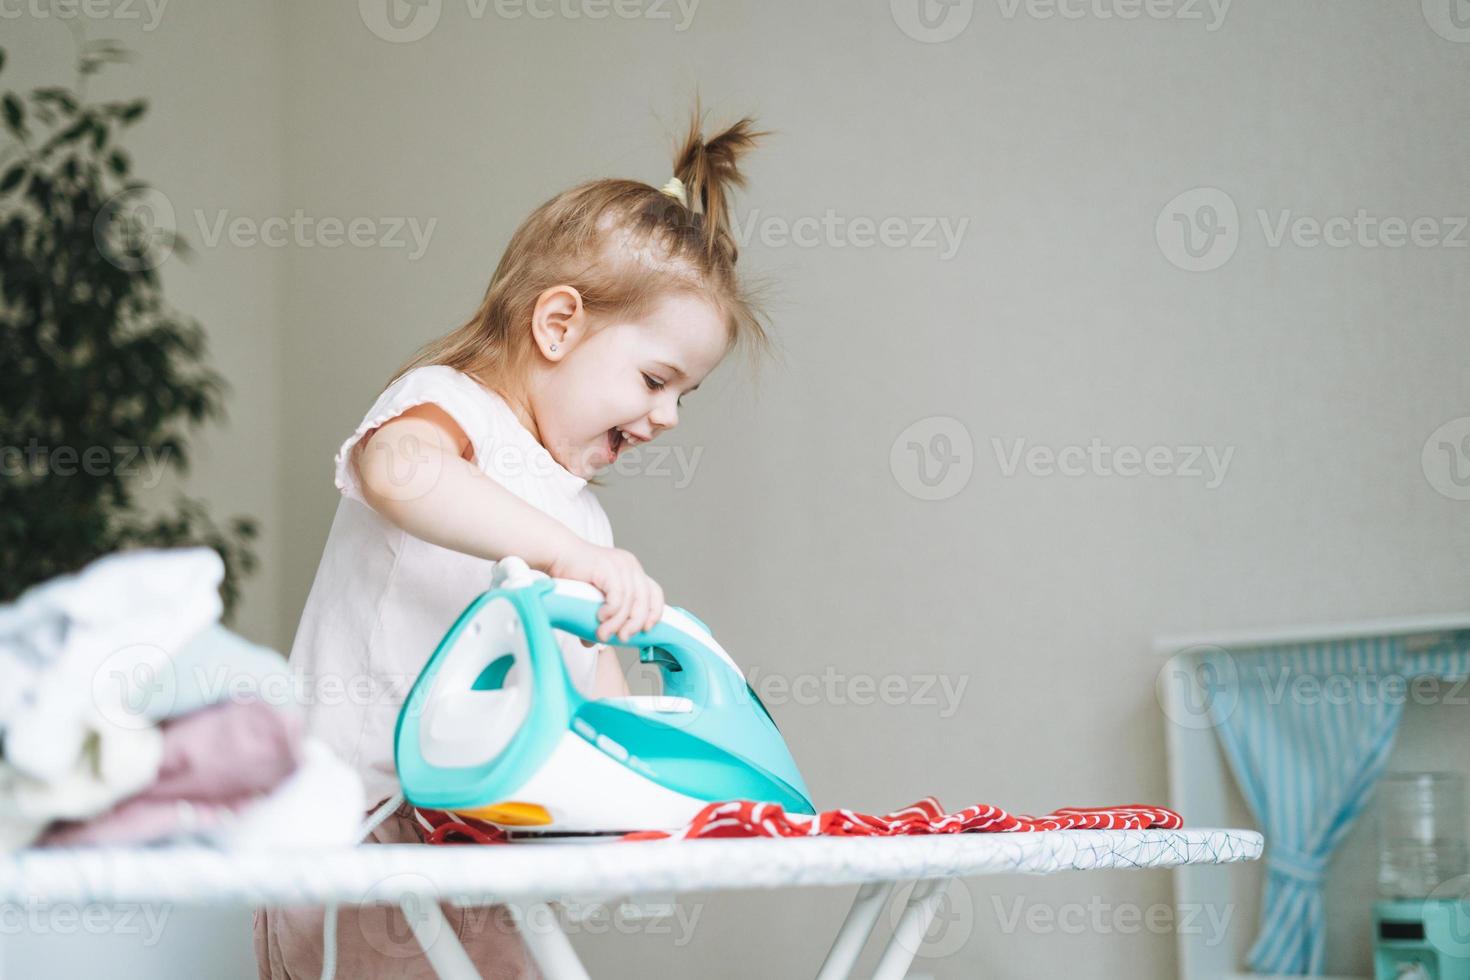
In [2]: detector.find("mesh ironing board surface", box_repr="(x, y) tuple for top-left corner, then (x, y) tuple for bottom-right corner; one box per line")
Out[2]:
(0, 828), (1262, 906)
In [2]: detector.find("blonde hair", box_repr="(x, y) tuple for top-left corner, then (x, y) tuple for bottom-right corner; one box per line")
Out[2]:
(389, 105), (770, 396)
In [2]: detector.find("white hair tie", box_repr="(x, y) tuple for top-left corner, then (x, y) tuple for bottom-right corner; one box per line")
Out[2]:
(659, 176), (689, 207)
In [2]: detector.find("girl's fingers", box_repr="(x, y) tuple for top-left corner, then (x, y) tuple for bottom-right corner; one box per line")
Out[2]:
(598, 575), (624, 640)
(604, 568), (634, 642)
(643, 581), (663, 633)
(621, 583), (650, 642)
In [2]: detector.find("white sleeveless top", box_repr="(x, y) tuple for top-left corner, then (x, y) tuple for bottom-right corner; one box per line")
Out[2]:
(288, 365), (614, 805)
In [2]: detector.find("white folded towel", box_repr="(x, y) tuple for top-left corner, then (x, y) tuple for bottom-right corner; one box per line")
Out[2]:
(0, 547), (225, 781)
(0, 548), (226, 849)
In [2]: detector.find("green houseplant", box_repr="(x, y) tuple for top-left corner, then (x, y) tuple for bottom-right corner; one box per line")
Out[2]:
(0, 39), (257, 617)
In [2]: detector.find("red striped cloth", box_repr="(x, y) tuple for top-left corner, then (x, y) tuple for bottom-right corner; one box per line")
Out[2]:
(623, 797), (1182, 841)
(409, 797), (1182, 845)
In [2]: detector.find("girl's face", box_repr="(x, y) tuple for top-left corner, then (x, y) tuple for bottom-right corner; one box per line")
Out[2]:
(525, 289), (731, 478)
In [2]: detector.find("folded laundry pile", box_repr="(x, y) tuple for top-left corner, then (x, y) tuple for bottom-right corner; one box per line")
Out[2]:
(410, 798), (1184, 845)
(0, 548), (364, 852)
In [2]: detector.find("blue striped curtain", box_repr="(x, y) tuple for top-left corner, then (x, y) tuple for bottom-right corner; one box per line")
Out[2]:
(1204, 634), (1470, 975)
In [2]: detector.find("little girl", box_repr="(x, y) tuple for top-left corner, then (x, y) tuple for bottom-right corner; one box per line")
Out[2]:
(253, 109), (768, 979)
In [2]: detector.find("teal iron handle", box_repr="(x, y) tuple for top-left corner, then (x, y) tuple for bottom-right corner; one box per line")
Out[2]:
(539, 589), (730, 708)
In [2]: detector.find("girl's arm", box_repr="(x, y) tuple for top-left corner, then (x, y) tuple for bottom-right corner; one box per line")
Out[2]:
(592, 648), (632, 698)
(356, 403), (663, 644)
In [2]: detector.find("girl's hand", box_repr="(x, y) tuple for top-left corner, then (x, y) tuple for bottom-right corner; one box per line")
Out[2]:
(547, 542), (665, 643)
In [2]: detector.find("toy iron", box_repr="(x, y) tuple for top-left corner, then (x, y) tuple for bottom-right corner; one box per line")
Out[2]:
(394, 557), (815, 835)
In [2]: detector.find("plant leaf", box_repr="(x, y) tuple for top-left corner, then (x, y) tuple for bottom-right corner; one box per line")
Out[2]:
(2, 94), (24, 139)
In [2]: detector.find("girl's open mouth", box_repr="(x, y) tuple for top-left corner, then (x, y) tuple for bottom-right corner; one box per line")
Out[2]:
(606, 427), (625, 460)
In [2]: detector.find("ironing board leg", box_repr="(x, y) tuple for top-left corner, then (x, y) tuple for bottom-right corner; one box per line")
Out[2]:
(509, 901), (592, 980)
(869, 878), (953, 980)
(814, 880), (896, 980)
(399, 895), (484, 980)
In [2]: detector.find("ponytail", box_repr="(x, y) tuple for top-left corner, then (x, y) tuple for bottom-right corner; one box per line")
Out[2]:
(671, 104), (769, 264)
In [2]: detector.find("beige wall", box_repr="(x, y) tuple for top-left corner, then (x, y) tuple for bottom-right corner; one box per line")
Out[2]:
(8, 0), (1470, 977)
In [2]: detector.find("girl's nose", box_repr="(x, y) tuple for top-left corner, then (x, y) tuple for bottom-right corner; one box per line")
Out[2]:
(649, 401), (678, 430)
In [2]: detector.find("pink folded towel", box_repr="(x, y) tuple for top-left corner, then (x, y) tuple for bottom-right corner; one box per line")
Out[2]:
(38, 699), (303, 847)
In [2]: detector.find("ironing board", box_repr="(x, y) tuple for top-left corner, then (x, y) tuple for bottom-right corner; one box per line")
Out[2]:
(0, 827), (1261, 979)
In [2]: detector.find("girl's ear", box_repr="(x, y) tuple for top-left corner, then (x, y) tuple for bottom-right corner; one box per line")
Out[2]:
(530, 284), (586, 361)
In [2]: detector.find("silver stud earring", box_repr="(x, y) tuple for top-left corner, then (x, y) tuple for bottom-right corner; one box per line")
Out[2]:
(549, 343), (558, 352)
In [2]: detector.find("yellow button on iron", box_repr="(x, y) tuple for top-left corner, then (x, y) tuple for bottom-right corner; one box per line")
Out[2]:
(457, 801), (552, 826)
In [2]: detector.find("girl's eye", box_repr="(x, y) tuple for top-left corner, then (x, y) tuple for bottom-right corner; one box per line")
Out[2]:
(642, 373), (665, 392)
